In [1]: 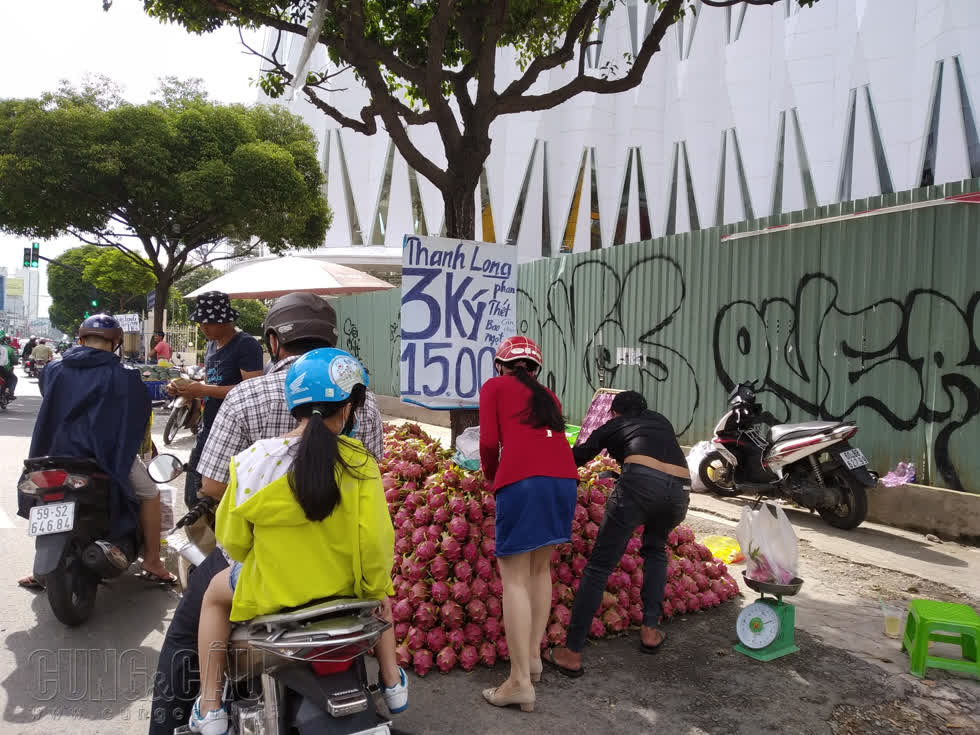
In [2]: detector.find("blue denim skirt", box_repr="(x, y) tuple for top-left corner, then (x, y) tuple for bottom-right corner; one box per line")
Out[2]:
(494, 476), (577, 557)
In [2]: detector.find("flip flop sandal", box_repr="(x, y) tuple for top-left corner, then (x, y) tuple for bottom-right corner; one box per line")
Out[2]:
(640, 631), (668, 654)
(137, 569), (178, 585)
(17, 575), (44, 590)
(543, 647), (585, 678)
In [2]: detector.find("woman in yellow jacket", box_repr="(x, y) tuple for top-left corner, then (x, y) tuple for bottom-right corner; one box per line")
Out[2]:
(189, 348), (406, 735)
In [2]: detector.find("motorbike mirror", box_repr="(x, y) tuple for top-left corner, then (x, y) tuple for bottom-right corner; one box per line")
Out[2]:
(147, 454), (185, 483)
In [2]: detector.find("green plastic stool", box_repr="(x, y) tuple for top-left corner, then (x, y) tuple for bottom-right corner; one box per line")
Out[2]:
(901, 599), (980, 680)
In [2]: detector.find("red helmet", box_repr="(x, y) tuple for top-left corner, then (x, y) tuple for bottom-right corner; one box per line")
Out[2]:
(495, 336), (543, 370)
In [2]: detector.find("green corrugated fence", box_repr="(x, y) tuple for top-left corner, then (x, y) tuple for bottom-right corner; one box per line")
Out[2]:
(333, 178), (980, 492)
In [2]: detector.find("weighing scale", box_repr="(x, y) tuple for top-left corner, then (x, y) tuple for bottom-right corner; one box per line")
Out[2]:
(734, 572), (804, 661)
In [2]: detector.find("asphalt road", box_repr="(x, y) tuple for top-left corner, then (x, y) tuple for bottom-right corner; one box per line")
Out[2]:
(0, 367), (191, 735)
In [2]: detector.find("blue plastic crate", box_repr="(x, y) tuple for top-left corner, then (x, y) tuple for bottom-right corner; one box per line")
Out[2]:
(145, 381), (169, 401)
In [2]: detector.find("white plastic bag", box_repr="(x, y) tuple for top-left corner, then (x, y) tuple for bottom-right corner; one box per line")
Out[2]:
(455, 426), (481, 460)
(734, 503), (798, 585)
(687, 440), (715, 491)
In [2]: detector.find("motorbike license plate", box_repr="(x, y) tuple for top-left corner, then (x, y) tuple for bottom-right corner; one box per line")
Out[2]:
(28, 501), (76, 537)
(840, 448), (868, 470)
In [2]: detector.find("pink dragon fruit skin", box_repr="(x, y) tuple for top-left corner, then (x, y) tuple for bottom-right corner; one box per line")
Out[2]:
(462, 541), (480, 563)
(412, 648), (433, 676)
(411, 527), (427, 546)
(553, 603), (572, 627)
(588, 503), (605, 524)
(470, 577), (489, 600)
(426, 627), (448, 652)
(394, 535), (413, 556)
(416, 540), (437, 562)
(486, 596), (503, 618)
(447, 515), (469, 542)
(556, 562), (573, 585)
(466, 599), (488, 623)
(413, 601), (438, 630)
(392, 598), (413, 623)
(474, 556), (494, 582)
(454, 560), (474, 582)
(480, 537), (496, 558)
(428, 491), (447, 509)
(408, 581), (429, 604)
(466, 498), (483, 523)
(440, 535), (462, 563)
(440, 600), (464, 628)
(495, 636), (509, 661)
(628, 602), (643, 625)
(478, 641), (497, 667)
(447, 627), (466, 650)
(448, 496), (466, 515)
(481, 517), (496, 539)
(571, 554), (588, 576)
(481, 494), (496, 515)
(483, 616), (503, 641)
(463, 622), (484, 646)
(459, 644), (479, 671)
(394, 622), (410, 640)
(432, 505), (451, 525)
(436, 645), (458, 673)
(413, 505), (432, 526)
(430, 555), (450, 581)
(426, 523), (443, 541)
(589, 617), (606, 638)
(546, 622), (566, 645)
(396, 643), (412, 667)
(407, 625), (426, 650)
(430, 580), (450, 604)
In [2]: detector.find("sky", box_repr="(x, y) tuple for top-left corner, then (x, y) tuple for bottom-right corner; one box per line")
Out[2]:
(0, 0), (265, 317)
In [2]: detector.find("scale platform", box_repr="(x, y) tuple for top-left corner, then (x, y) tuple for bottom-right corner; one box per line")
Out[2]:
(734, 573), (804, 662)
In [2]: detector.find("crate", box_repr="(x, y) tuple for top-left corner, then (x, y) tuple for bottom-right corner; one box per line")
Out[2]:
(144, 381), (169, 402)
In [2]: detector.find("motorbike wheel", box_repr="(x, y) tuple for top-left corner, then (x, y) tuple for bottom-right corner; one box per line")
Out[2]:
(698, 452), (738, 497)
(163, 406), (188, 446)
(818, 472), (868, 530)
(46, 551), (99, 626)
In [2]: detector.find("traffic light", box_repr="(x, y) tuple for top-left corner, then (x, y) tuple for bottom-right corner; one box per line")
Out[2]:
(23, 248), (31, 267)
(91, 299), (98, 308)
(31, 242), (39, 268)
(84, 311), (90, 319)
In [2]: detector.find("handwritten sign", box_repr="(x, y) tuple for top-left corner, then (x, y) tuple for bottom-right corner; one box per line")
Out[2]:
(575, 389), (624, 446)
(400, 235), (517, 410)
(115, 313), (141, 333)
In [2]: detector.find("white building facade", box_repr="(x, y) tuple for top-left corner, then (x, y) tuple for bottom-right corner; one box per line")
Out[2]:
(268, 0), (980, 263)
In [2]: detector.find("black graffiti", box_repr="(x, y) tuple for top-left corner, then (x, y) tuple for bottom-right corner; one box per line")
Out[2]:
(343, 318), (361, 360)
(389, 319), (400, 396)
(713, 273), (980, 490)
(518, 254), (699, 435)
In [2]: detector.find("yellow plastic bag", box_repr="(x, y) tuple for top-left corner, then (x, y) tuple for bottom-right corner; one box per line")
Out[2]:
(702, 535), (744, 564)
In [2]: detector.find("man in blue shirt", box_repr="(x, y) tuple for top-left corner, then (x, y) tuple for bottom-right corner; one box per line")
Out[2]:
(171, 292), (264, 508)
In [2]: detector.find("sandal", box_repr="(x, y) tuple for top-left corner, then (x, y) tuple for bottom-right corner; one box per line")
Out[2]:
(542, 647), (584, 678)
(17, 575), (43, 590)
(640, 629), (667, 654)
(137, 568), (178, 585)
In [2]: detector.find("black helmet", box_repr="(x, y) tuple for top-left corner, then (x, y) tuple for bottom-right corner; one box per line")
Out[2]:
(78, 314), (123, 345)
(263, 293), (338, 348)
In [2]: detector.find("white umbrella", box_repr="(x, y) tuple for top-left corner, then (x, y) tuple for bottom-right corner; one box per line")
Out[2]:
(184, 256), (395, 300)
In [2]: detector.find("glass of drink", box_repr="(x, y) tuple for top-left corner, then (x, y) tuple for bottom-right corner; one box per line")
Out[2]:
(883, 604), (904, 638)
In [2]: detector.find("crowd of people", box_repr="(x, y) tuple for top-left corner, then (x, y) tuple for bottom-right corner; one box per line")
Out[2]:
(13, 288), (691, 734)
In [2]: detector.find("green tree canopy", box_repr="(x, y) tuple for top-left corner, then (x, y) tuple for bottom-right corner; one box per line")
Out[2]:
(0, 80), (331, 330)
(136, 0), (815, 239)
(232, 299), (269, 336)
(82, 249), (157, 312)
(46, 246), (111, 335)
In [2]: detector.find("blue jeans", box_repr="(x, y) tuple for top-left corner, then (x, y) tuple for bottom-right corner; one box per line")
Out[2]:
(565, 464), (689, 652)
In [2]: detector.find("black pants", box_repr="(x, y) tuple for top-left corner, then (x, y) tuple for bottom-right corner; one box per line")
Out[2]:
(565, 464), (689, 652)
(0, 366), (15, 396)
(184, 426), (209, 508)
(148, 549), (228, 735)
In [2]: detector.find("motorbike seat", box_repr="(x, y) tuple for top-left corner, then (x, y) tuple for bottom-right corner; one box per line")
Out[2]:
(244, 597), (381, 629)
(24, 456), (106, 474)
(769, 421), (845, 443)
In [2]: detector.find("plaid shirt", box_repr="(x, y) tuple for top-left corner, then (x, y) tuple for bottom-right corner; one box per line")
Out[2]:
(196, 355), (384, 484)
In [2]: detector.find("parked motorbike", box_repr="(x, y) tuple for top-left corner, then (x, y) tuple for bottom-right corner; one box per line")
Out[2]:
(163, 365), (205, 445)
(18, 457), (145, 625)
(144, 456), (396, 735)
(698, 380), (877, 530)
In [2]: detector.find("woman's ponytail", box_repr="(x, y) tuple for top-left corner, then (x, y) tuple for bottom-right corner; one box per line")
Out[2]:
(288, 402), (345, 521)
(509, 363), (565, 433)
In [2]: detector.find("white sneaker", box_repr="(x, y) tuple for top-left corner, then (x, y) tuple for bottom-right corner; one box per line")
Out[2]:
(188, 697), (229, 735)
(380, 666), (409, 714)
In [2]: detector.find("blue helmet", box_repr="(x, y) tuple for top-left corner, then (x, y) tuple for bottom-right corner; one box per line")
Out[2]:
(78, 314), (123, 344)
(284, 348), (369, 411)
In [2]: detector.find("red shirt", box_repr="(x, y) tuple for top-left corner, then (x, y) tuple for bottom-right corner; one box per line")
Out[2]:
(478, 375), (579, 491)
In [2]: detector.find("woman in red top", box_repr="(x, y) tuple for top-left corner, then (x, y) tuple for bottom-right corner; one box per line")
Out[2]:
(478, 336), (578, 713)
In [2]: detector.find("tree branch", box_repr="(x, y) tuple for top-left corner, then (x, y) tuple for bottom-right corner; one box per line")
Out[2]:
(494, 0), (685, 117)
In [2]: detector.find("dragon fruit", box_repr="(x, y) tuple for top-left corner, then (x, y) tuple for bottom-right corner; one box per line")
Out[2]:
(413, 601), (438, 630)
(463, 622), (484, 646)
(408, 581), (429, 605)
(407, 626), (426, 650)
(447, 516), (469, 542)
(412, 648), (433, 676)
(470, 577), (489, 600)
(447, 627), (465, 650)
(462, 541), (480, 564)
(454, 560), (474, 582)
(459, 645), (479, 671)
(483, 616), (503, 641)
(474, 556), (494, 582)
(486, 596), (502, 619)
(396, 643), (412, 667)
(430, 555), (450, 581)
(546, 622), (567, 645)
(426, 627), (448, 652)
(430, 580), (450, 604)
(394, 622), (410, 640)
(392, 598), (413, 623)
(440, 600), (464, 629)
(465, 599), (488, 624)
(436, 645), (457, 673)
(478, 641), (497, 667)
(495, 636), (509, 661)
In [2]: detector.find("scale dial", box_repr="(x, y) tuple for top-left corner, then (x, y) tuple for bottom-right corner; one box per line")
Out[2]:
(736, 602), (781, 649)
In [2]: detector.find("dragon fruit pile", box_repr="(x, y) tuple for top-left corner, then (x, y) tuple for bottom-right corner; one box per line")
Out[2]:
(382, 422), (741, 676)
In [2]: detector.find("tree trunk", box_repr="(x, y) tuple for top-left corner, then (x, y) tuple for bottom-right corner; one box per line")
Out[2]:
(442, 171), (482, 444)
(152, 281), (168, 333)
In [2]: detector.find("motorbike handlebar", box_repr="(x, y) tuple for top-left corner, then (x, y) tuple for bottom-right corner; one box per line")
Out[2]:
(176, 496), (217, 529)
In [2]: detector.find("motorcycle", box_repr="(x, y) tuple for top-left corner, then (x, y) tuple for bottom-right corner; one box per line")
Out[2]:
(18, 457), (146, 625)
(24, 358), (38, 378)
(144, 457), (396, 735)
(0, 373), (9, 411)
(697, 380), (877, 530)
(163, 365), (205, 445)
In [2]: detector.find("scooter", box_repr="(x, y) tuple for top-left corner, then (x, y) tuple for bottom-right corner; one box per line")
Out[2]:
(144, 456), (396, 735)
(0, 373), (9, 411)
(163, 365), (205, 445)
(18, 457), (146, 625)
(698, 380), (877, 530)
